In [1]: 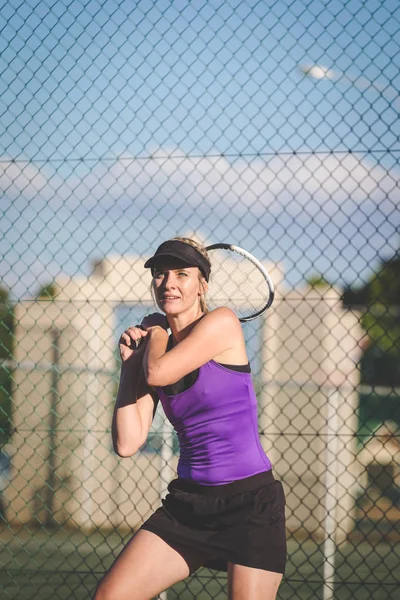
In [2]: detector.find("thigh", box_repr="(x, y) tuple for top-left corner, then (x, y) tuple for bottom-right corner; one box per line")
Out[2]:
(94, 529), (208, 600)
(227, 563), (283, 600)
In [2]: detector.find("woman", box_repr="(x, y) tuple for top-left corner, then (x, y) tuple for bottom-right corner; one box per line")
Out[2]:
(95, 237), (286, 600)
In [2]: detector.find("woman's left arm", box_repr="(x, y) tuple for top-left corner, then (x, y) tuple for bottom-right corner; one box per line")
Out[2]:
(143, 307), (244, 386)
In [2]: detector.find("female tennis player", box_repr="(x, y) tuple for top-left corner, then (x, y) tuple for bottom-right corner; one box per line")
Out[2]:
(94, 237), (286, 600)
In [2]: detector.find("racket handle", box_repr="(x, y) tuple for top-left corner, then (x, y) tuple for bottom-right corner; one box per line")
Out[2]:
(131, 338), (143, 350)
(120, 336), (143, 350)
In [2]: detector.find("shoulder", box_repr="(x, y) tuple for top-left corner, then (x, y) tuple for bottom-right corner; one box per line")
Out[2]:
(194, 307), (243, 339)
(201, 307), (241, 327)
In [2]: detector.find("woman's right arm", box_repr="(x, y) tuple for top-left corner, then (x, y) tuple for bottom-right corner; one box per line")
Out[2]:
(112, 332), (158, 457)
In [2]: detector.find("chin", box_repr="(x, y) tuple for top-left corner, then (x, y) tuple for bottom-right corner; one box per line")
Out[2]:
(163, 307), (181, 316)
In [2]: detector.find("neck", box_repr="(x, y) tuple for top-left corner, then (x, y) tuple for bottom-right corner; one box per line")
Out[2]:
(167, 308), (205, 343)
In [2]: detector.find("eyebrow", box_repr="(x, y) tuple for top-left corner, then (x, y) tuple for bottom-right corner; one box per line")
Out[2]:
(153, 267), (191, 272)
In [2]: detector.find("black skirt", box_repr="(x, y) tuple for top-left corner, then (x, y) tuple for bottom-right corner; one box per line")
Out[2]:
(140, 470), (286, 574)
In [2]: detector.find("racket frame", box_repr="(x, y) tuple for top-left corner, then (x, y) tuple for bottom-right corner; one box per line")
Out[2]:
(205, 243), (275, 322)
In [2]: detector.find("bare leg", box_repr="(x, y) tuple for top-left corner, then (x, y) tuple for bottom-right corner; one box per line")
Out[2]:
(227, 563), (283, 600)
(94, 529), (209, 600)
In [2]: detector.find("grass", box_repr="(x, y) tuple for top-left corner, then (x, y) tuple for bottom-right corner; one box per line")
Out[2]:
(1, 525), (399, 599)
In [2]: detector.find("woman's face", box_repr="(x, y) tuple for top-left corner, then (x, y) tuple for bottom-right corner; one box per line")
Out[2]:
(152, 257), (206, 316)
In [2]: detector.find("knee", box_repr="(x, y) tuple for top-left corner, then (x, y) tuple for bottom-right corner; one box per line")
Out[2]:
(93, 584), (105, 600)
(93, 580), (114, 600)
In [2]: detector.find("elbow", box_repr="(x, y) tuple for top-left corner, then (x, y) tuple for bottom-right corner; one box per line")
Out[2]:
(147, 374), (170, 387)
(146, 365), (166, 387)
(146, 362), (179, 387)
(115, 446), (135, 458)
(114, 439), (144, 458)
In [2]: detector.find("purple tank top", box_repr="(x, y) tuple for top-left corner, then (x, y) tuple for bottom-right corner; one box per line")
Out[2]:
(157, 360), (272, 485)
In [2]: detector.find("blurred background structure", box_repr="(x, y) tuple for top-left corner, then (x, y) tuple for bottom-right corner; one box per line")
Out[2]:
(1, 1), (399, 598)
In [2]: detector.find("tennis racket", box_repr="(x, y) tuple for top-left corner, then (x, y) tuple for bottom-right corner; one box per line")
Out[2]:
(121, 243), (274, 348)
(205, 243), (275, 322)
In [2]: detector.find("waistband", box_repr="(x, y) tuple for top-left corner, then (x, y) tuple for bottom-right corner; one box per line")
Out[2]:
(168, 469), (275, 498)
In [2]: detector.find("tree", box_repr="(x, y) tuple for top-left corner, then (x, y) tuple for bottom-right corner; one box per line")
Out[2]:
(343, 254), (400, 386)
(306, 274), (331, 288)
(36, 282), (58, 300)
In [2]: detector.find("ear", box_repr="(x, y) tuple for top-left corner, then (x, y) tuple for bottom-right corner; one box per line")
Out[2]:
(198, 279), (208, 296)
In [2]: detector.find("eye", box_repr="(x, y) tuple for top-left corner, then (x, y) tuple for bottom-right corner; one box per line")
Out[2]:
(177, 271), (188, 277)
(153, 270), (165, 279)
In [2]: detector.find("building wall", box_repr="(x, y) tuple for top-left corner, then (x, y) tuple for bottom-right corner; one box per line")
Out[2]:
(260, 286), (363, 541)
(6, 258), (363, 538)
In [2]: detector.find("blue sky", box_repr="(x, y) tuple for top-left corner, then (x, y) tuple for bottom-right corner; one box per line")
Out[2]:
(1, 0), (399, 299)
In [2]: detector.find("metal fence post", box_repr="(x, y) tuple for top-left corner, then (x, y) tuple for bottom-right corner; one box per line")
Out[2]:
(323, 389), (340, 600)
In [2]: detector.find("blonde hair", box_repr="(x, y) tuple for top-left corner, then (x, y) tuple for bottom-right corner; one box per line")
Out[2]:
(171, 236), (210, 313)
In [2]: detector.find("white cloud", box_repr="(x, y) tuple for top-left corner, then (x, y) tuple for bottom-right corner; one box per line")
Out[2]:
(1, 151), (398, 296)
(0, 160), (60, 200)
(1, 151), (398, 213)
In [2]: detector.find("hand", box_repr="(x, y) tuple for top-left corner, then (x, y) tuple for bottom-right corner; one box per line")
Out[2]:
(140, 313), (169, 332)
(119, 326), (148, 362)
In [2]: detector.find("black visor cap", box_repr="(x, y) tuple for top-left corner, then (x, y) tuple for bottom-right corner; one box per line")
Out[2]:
(144, 240), (211, 281)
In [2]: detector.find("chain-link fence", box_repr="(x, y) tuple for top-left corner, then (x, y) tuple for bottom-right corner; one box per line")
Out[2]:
(1, 0), (400, 598)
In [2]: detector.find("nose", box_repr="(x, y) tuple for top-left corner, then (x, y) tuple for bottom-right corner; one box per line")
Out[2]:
(162, 271), (177, 288)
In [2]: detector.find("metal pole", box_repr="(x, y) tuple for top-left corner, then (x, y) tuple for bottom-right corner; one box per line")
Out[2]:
(45, 329), (60, 526)
(157, 411), (174, 600)
(81, 310), (102, 527)
(323, 389), (339, 600)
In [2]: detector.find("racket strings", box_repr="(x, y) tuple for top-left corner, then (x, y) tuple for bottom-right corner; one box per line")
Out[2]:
(206, 249), (271, 320)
